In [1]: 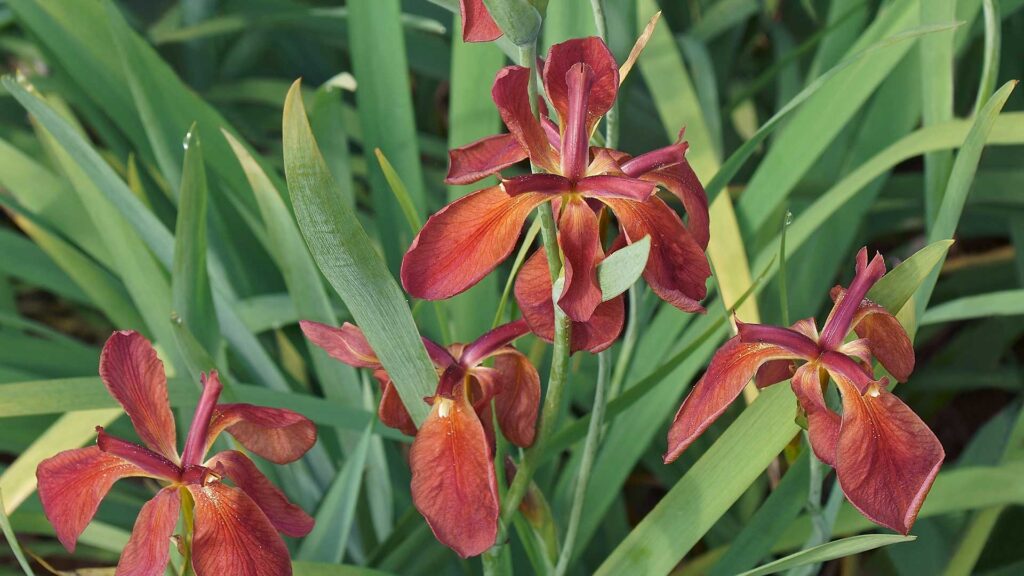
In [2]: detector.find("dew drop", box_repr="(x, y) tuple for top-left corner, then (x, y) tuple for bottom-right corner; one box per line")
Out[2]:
(784, 210), (794, 226)
(182, 129), (194, 150)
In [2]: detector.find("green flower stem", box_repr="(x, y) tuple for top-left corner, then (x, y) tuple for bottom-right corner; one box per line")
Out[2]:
(606, 285), (640, 402)
(589, 0), (618, 148)
(485, 40), (574, 574)
(555, 351), (609, 576)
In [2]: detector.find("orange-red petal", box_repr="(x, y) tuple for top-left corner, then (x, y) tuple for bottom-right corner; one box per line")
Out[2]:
(459, 0), (501, 43)
(377, 374), (418, 436)
(206, 450), (314, 538)
(99, 331), (179, 462)
(401, 187), (547, 300)
(513, 248), (624, 353)
(115, 487), (180, 576)
(36, 446), (152, 552)
(664, 337), (795, 463)
(642, 160), (710, 250)
(489, 349), (541, 447)
(831, 286), (915, 382)
(446, 133), (527, 185)
(820, 248), (886, 349)
(544, 38), (619, 134)
(408, 394), (499, 558)
(557, 198), (605, 323)
(492, 66), (559, 172)
(790, 362), (840, 466)
(207, 404), (317, 465)
(188, 482), (292, 576)
(300, 320), (381, 369)
(603, 197), (710, 313)
(833, 376), (944, 534)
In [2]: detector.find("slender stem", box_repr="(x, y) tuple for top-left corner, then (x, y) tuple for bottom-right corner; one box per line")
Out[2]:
(589, 0), (617, 148)
(778, 210), (791, 326)
(487, 39), (574, 569)
(555, 351), (609, 576)
(606, 285), (640, 404)
(785, 435), (835, 576)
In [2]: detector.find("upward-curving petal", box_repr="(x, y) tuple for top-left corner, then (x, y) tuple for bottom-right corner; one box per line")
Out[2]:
(514, 248), (625, 353)
(401, 187), (548, 300)
(557, 198), (605, 323)
(544, 38), (619, 133)
(36, 446), (152, 552)
(603, 197), (710, 313)
(833, 377), (944, 534)
(188, 481), (292, 576)
(664, 337), (796, 463)
(206, 451), (314, 538)
(831, 286), (915, 382)
(115, 487), (181, 576)
(446, 133), (527, 185)
(300, 320), (381, 369)
(99, 331), (178, 463)
(459, 0), (501, 43)
(207, 404), (317, 465)
(409, 392), (499, 558)
(492, 66), (559, 172)
(820, 248), (886, 349)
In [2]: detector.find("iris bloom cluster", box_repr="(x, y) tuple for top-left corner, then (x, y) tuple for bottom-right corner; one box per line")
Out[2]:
(665, 249), (944, 534)
(36, 331), (316, 575)
(302, 319), (539, 558)
(401, 36), (711, 352)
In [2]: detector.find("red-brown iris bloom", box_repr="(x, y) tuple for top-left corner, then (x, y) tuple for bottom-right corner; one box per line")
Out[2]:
(458, 0), (501, 42)
(401, 37), (710, 328)
(36, 331), (316, 576)
(664, 248), (944, 534)
(301, 319), (540, 557)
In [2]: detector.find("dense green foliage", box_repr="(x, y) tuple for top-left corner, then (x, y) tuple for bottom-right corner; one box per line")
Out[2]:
(0, 0), (1022, 574)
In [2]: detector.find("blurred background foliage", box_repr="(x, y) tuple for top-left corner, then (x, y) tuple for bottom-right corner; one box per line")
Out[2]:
(0, 0), (1021, 574)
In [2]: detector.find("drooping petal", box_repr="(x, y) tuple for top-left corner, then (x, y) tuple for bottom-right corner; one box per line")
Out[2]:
(820, 248), (886, 349)
(377, 373), (418, 436)
(207, 404), (317, 465)
(115, 487), (180, 576)
(459, 0), (501, 43)
(790, 362), (839, 466)
(638, 160), (710, 250)
(664, 337), (796, 463)
(99, 330), (178, 462)
(576, 175), (657, 201)
(557, 198), (605, 323)
(401, 187), (548, 300)
(492, 66), (559, 172)
(736, 320), (820, 360)
(36, 446), (151, 552)
(206, 451), (314, 538)
(188, 482), (292, 576)
(446, 133), (528, 182)
(833, 377), (944, 534)
(544, 38), (619, 133)
(514, 248), (624, 353)
(299, 320), (380, 369)
(409, 393), (499, 558)
(604, 197), (710, 313)
(490, 349), (541, 447)
(754, 360), (795, 388)
(831, 287), (915, 382)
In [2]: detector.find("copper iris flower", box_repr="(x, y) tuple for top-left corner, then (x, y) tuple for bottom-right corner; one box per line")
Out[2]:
(401, 37), (710, 327)
(302, 319), (540, 557)
(36, 331), (316, 576)
(665, 248), (944, 534)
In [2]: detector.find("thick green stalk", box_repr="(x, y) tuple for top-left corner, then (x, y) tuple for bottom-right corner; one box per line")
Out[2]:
(555, 351), (609, 575)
